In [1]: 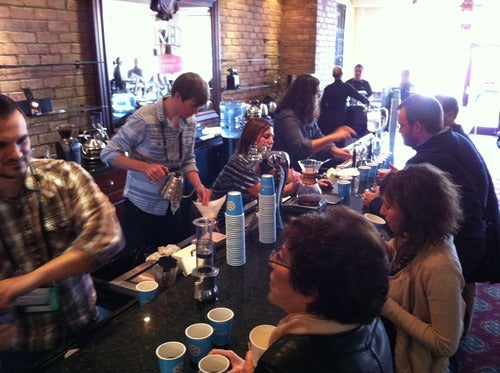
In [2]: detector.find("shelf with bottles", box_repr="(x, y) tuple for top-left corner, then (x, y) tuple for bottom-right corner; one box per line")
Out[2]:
(220, 55), (280, 64)
(25, 105), (105, 119)
(222, 84), (271, 92)
(0, 61), (103, 69)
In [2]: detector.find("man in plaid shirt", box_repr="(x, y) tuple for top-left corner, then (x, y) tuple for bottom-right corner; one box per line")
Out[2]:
(0, 94), (124, 370)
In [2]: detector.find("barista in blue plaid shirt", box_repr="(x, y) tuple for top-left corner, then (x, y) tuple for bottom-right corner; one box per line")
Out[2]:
(0, 94), (124, 371)
(101, 72), (211, 254)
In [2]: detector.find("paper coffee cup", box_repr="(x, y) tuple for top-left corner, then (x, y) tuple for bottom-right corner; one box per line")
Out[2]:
(135, 280), (158, 308)
(207, 307), (234, 346)
(198, 354), (230, 373)
(185, 323), (214, 364)
(249, 324), (276, 366)
(156, 341), (185, 373)
(364, 213), (386, 230)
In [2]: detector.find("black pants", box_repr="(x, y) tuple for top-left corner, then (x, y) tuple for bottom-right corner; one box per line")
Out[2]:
(123, 198), (177, 261)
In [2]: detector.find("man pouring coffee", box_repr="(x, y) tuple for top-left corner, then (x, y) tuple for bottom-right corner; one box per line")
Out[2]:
(101, 72), (212, 255)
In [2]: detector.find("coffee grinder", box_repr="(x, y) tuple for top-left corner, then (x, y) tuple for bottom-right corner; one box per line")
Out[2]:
(55, 124), (82, 164)
(192, 217), (219, 303)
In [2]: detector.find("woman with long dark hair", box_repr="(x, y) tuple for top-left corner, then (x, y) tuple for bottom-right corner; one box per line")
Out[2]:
(273, 74), (356, 170)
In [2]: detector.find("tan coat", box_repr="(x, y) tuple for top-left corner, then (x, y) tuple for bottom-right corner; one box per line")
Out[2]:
(382, 237), (465, 373)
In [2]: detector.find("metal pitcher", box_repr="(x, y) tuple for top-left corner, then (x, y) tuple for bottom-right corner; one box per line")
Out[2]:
(366, 106), (389, 133)
(158, 171), (194, 202)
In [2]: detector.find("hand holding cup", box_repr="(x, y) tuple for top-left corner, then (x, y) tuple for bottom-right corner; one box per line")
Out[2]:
(362, 184), (380, 207)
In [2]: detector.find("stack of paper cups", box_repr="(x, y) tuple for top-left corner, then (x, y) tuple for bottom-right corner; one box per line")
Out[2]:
(225, 191), (246, 266)
(259, 174), (276, 244)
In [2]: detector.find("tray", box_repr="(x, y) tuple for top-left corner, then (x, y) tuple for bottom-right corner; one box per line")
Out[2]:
(281, 196), (328, 214)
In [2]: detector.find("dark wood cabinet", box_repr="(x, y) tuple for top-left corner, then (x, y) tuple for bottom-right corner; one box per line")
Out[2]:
(91, 166), (127, 224)
(195, 135), (226, 188)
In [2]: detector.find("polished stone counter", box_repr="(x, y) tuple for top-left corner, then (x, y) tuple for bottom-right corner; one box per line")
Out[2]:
(42, 194), (367, 372)
(43, 229), (285, 372)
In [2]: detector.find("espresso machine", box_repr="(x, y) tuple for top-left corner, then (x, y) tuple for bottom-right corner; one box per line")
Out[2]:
(192, 217), (219, 303)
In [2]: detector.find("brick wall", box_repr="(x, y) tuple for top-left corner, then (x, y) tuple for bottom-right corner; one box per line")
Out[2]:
(316, 0), (338, 89)
(219, 0), (339, 103)
(219, 0), (282, 104)
(0, 0), (341, 155)
(280, 0), (317, 77)
(0, 0), (99, 157)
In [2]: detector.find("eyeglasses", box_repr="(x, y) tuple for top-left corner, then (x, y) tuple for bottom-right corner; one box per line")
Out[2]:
(268, 250), (292, 269)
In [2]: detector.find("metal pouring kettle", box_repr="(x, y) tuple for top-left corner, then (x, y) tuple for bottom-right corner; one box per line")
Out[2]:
(81, 138), (106, 164)
(158, 171), (194, 202)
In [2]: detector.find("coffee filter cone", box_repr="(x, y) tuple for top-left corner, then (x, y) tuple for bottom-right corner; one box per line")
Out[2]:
(193, 195), (227, 219)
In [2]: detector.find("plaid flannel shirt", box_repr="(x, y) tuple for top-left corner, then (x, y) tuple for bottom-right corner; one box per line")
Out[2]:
(0, 159), (124, 351)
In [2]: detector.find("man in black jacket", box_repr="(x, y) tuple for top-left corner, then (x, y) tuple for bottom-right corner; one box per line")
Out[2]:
(363, 94), (497, 332)
(346, 64), (373, 137)
(318, 66), (370, 144)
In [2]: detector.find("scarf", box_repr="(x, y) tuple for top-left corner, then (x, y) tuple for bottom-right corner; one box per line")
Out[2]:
(269, 312), (359, 346)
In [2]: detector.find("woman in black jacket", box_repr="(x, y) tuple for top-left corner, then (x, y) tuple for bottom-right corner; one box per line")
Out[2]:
(211, 207), (393, 372)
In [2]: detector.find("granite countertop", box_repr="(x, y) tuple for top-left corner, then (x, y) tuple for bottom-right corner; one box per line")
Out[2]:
(43, 229), (285, 372)
(42, 195), (367, 372)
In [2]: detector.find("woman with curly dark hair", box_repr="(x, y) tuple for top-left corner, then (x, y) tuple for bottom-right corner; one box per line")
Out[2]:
(211, 206), (393, 372)
(272, 74), (356, 170)
(379, 163), (466, 372)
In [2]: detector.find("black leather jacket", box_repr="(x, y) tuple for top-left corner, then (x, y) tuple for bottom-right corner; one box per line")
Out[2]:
(255, 318), (393, 373)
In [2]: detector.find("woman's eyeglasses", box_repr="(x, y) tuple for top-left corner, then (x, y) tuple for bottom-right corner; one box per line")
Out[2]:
(268, 250), (292, 269)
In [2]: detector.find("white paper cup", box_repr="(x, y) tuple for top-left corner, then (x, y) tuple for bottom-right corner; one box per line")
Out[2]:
(364, 213), (386, 230)
(249, 324), (276, 366)
(198, 354), (230, 373)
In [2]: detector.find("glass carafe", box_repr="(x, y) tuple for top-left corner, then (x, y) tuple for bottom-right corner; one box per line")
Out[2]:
(296, 159), (323, 206)
(193, 217), (216, 270)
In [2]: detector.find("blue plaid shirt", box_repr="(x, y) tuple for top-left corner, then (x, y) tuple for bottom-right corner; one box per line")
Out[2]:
(101, 100), (199, 215)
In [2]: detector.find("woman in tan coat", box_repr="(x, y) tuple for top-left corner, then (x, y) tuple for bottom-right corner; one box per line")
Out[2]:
(379, 164), (465, 372)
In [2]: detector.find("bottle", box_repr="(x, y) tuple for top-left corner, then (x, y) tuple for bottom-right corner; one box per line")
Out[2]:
(226, 67), (240, 90)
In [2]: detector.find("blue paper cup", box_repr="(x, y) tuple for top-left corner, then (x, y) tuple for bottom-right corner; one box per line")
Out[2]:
(260, 174), (275, 196)
(135, 280), (158, 308)
(367, 162), (378, 184)
(226, 191), (244, 216)
(207, 307), (234, 346)
(337, 180), (351, 206)
(358, 165), (370, 182)
(198, 354), (230, 373)
(156, 341), (186, 373)
(185, 323), (214, 364)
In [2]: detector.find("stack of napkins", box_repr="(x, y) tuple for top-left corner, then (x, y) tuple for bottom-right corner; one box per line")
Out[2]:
(145, 244), (180, 262)
(171, 244), (197, 276)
